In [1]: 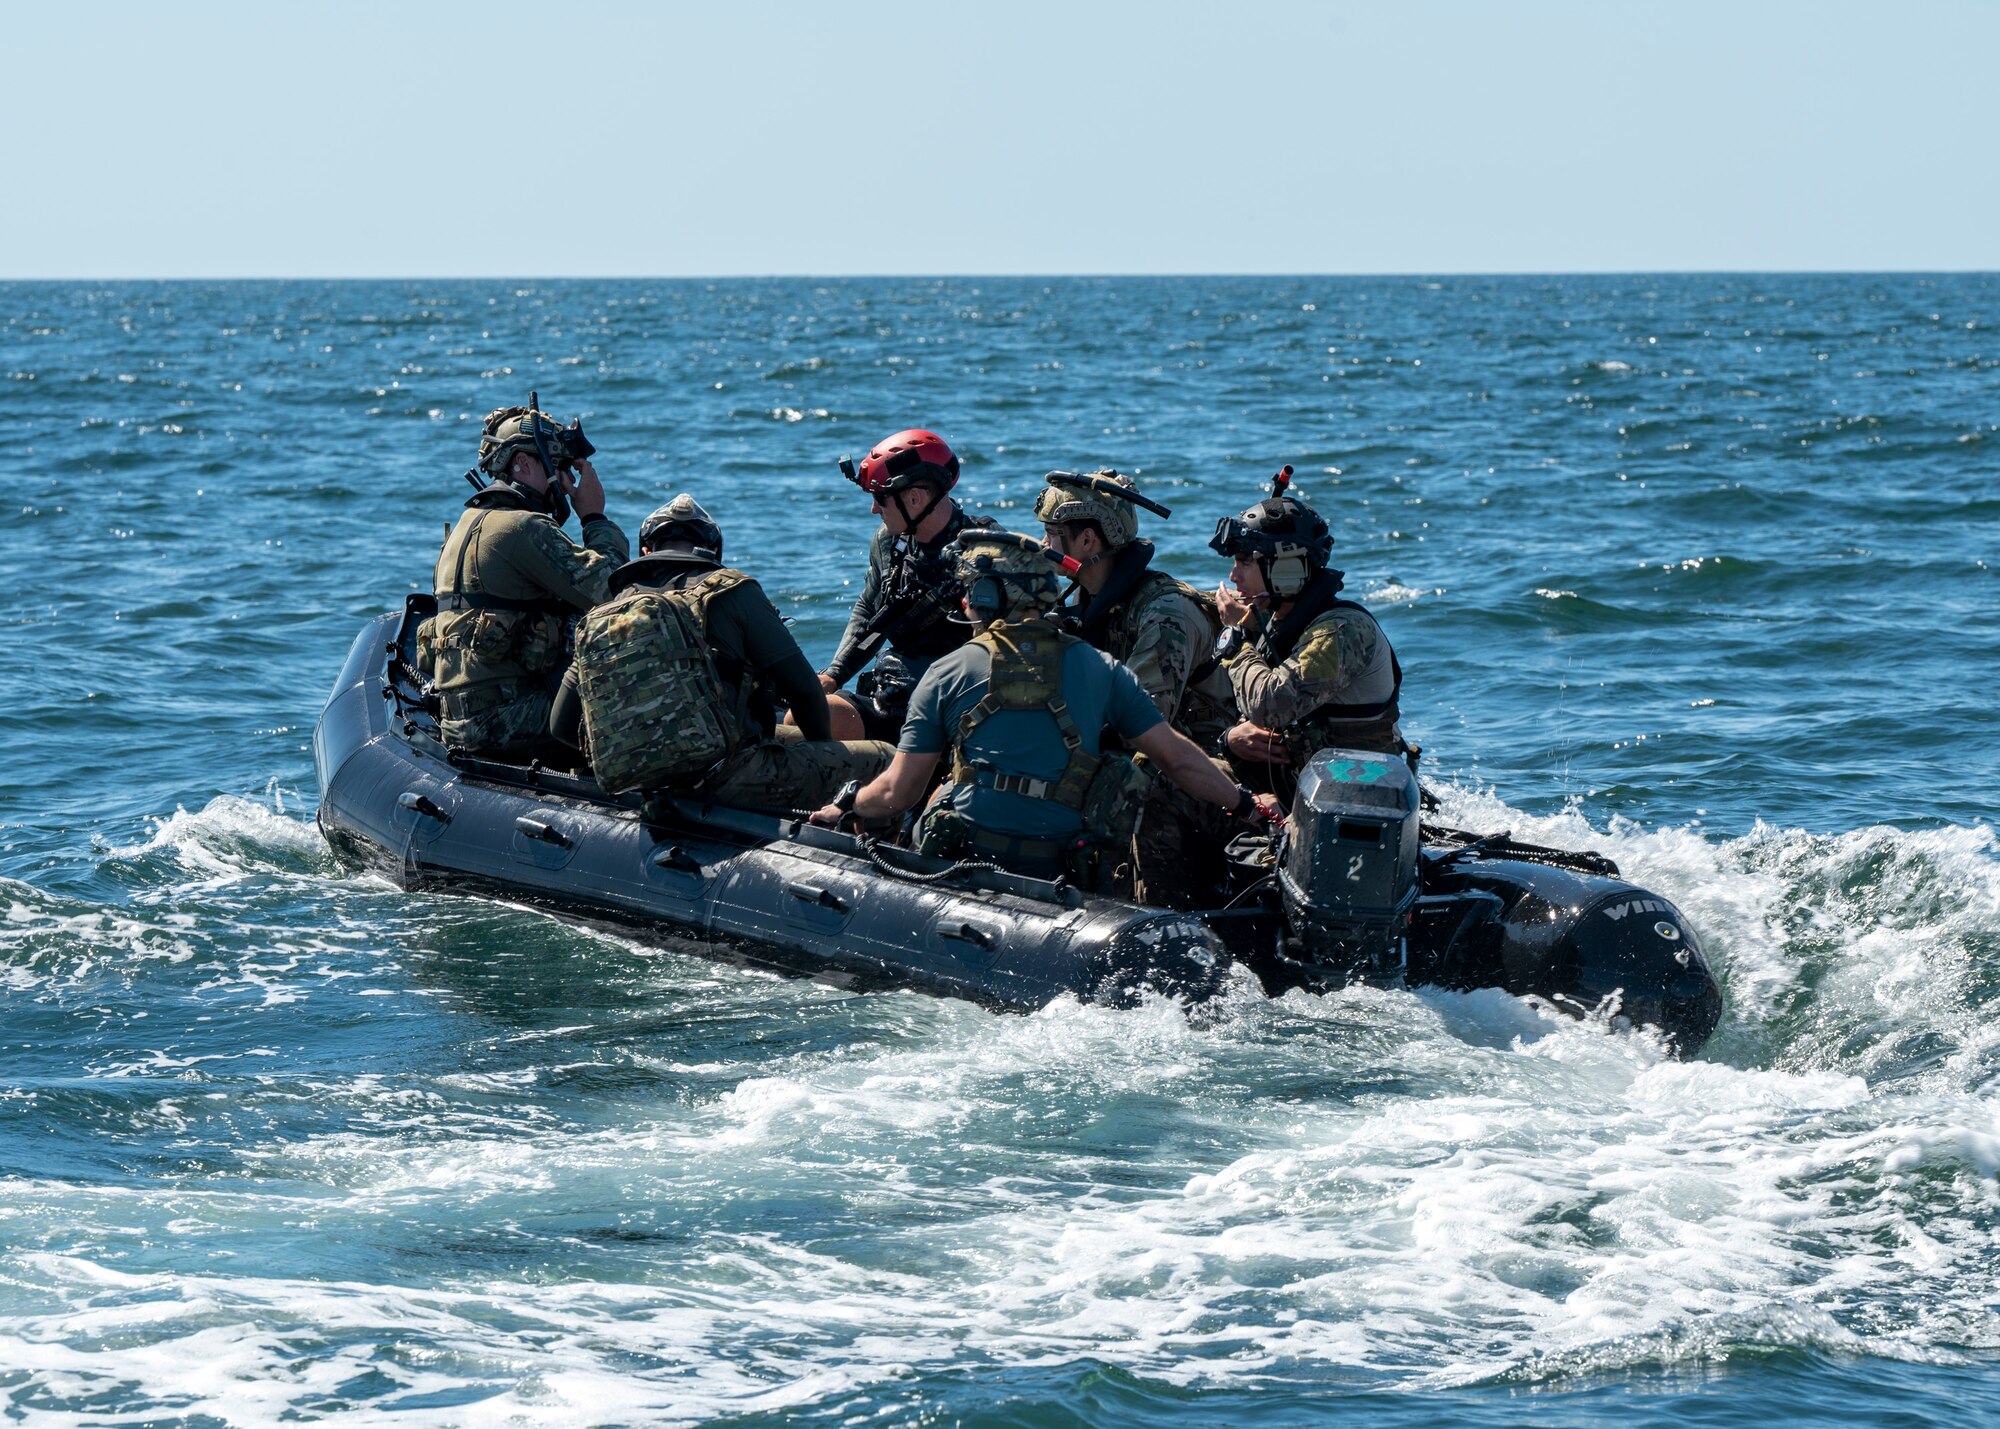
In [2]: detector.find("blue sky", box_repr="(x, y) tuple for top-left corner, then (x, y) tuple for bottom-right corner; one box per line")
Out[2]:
(6, 0), (1994, 276)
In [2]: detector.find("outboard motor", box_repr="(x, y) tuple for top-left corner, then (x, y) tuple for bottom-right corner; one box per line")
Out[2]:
(1277, 749), (1422, 984)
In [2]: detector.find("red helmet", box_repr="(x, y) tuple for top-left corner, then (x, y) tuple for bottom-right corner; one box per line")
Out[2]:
(853, 428), (960, 495)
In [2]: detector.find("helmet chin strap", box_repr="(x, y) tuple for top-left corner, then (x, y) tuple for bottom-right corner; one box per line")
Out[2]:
(499, 451), (570, 525)
(539, 468), (571, 526)
(891, 485), (943, 537)
(1056, 525), (1109, 572)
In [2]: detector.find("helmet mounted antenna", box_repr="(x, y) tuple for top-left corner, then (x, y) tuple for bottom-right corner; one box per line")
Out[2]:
(1044, 469), (1175, 522)
(948, 531), (1080, 623)
(527, 390), (560, 483)
(1032, 468), (1168, 600)
(1047, 543), (1085, 615)
(518, 390), (597, 522)
(1033, 541), (1084, 614)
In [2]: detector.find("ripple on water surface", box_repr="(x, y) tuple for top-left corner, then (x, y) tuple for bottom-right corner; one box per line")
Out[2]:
(4, 275), (1998, 1424)
(0, 779), (1994, 1422)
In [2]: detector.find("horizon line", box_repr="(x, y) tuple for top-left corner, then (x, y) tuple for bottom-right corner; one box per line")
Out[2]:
(3, 267), (1996, 284)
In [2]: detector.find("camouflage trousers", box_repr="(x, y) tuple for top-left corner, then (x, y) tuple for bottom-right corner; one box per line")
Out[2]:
(700, 729), (894, 814)
(1130, 758), (1236, 911)
(440, 684), (558, 759)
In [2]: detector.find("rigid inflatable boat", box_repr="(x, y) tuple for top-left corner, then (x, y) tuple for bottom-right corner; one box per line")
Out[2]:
(315, 604), (1723, 1054)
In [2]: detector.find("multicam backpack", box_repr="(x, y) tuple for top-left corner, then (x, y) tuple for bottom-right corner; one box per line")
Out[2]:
(571, 569), (751, 794)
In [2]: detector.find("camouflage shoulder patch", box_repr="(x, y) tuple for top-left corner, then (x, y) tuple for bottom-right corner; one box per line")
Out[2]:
(1131, 577), (1194, 625)
(521, 512), (579, 561)
(519, 512), (618, 602)
(1293, 613), (1377, 686)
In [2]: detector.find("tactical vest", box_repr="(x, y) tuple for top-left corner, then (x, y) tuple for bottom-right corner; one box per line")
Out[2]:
(1097, 568), (1175, 656)
(570, 568), (754, 795)
(919, 618), (1157, 882)
(1270, 600), (1404, 758)
(950, 619), (1100, 809)
(1103, 570), (1237, 746)
(424, 508), (572, 704)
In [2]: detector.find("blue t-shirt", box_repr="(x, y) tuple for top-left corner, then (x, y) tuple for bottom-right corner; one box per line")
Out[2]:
(900, 627), (1165, 839)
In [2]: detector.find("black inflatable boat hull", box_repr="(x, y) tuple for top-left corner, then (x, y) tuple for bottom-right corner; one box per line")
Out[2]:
(316, 615), (1722, 1051)
(317, 616), (1228, 1008)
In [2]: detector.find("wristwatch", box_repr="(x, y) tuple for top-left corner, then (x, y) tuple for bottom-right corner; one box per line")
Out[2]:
(1230, 785), (1258, 822)
(833, 780), (862, 815)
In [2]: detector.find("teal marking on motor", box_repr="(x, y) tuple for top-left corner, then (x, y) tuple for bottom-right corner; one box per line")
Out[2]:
(1319, 756), (1391, 784)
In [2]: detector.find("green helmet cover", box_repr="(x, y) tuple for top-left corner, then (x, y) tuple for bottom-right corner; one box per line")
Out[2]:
(951, 530), (1061, 618)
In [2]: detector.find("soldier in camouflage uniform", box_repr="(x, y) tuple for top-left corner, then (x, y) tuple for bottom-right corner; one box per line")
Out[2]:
(1036, 470), (1235, 745)
(820, 428), (995, 741)
(805, 531), (1278, 881)
(1211, 493), (1404, 807)
(1036, 469), (1240, 906)
(549, 497), (893, 811)
(419, 403), (628, 758)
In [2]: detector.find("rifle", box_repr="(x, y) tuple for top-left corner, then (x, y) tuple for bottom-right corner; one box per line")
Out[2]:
(844, 541), (966, 672)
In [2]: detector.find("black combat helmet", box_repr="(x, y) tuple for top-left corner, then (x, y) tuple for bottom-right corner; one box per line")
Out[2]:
(639, 494), (723, 561)
(1209, 496), (1332, 600)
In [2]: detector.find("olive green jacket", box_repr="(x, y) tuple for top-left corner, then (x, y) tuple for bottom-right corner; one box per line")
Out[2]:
(418, 482), (628, 749)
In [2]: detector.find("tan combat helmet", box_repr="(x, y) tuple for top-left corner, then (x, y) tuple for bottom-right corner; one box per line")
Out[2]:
(951, 530), (1076, 621)
(1032, 469), (1169, 550)
(476, 396), (591, 483)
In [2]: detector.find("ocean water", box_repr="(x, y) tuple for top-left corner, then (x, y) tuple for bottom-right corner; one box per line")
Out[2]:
(3, 275), (1996, 1426)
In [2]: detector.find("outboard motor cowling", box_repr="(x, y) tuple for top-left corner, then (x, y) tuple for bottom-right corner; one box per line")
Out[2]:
(1277, 749), (1422, 983)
